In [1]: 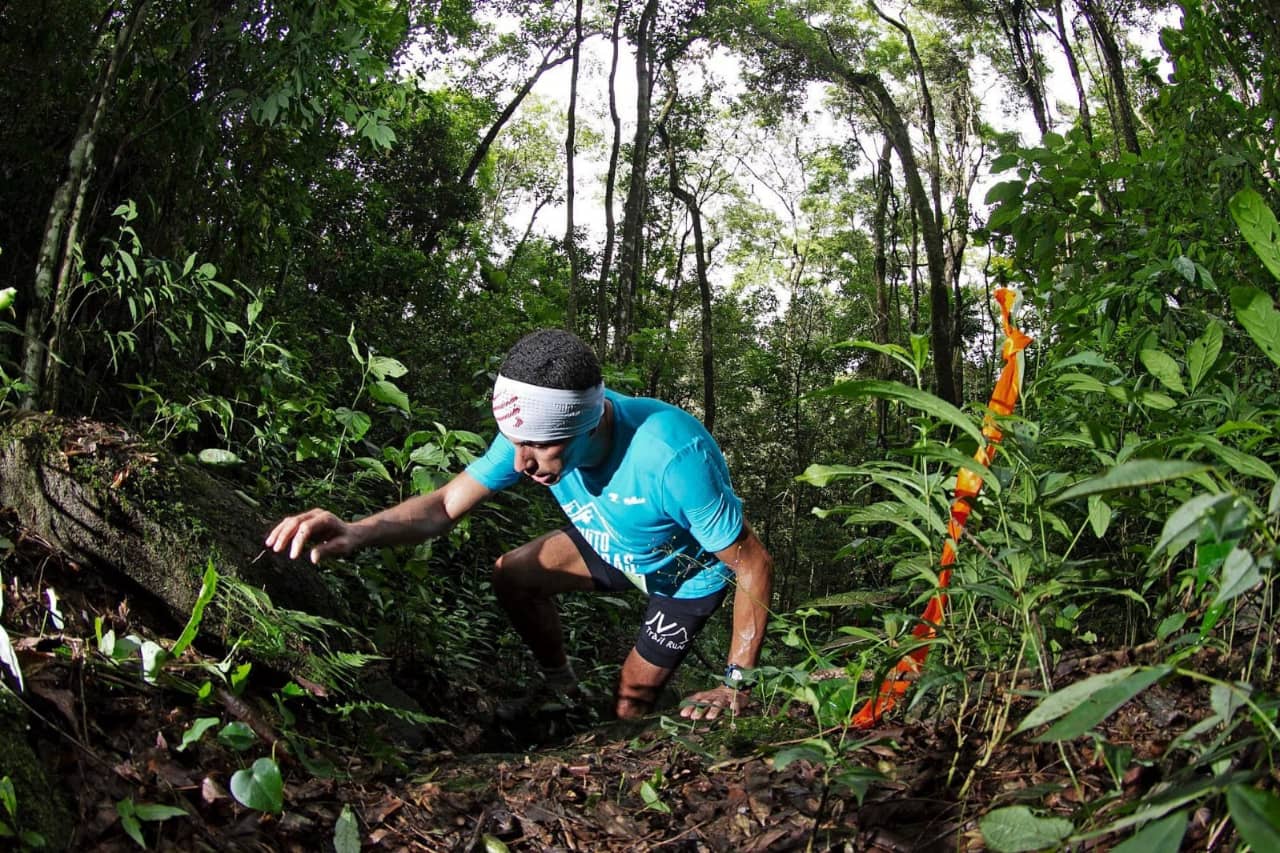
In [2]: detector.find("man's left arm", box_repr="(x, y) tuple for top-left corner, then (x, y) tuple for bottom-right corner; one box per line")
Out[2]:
(681, 524), (773, 720)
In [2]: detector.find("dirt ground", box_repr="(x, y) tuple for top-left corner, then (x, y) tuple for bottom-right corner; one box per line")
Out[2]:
(0, 507), (1246, 851)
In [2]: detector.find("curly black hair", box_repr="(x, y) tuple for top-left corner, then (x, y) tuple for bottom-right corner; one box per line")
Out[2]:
(500, 329), (602, 390)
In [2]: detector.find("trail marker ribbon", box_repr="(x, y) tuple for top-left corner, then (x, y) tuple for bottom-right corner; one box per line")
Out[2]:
(852, 287), (1033, 729)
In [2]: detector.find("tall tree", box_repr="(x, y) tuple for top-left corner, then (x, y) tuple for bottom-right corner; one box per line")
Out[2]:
(728, 1), (959, 403)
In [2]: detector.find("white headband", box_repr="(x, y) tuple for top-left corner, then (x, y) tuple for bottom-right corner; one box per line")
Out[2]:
(492, 374), (605, 443)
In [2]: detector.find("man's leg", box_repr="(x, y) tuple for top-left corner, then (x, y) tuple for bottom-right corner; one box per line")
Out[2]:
(618, 588), (730, 719)
(616, 650), (673, 719)
(492, 528), (596, 669)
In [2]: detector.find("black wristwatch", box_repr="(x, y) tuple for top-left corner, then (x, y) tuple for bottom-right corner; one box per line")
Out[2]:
(723, 664), (748, 690)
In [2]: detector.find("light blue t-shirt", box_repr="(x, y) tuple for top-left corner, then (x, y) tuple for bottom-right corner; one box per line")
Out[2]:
(465, 390), (744, 599)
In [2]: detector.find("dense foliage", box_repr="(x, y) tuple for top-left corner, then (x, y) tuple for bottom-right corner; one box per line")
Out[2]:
(2, 0), (1279, 848)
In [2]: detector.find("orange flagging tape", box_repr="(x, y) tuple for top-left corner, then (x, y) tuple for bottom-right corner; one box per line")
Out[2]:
(852, 287), (1033, 729)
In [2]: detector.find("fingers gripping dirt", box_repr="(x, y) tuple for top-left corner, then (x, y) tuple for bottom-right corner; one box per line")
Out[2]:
(265, 508), (358, 564)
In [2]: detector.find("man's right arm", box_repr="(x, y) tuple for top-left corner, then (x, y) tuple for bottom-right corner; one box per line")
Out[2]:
(265, 471), (494, 564)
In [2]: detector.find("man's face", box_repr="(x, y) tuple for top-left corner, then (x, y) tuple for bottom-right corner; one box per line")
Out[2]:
(511, 436), (575, 486)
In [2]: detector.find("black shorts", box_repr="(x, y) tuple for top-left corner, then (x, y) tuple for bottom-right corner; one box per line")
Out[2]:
(563, 524), (729, 670)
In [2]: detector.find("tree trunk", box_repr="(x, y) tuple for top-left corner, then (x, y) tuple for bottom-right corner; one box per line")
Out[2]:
(425, 28), (575, 256)
(994, 0), (1050, 136)
(0, 414), (344, 636)
(872, 138), (893, 447)
(1078, 0), (1140, 154)
(1051, 0), (1094, 144)
(658, 121), (716, 433)
(22, 0), (152, 411)
(563, 0), (584, 330)
(595, 1), (626, 359)
(755, 22), (957, 402)
(614, 0), (659, 365)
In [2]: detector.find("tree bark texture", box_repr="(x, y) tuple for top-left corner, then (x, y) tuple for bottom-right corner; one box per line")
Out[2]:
(658, 122), (716, 433)
(1077, 0), (1141, 154)
(751, 18), (958, 402)
(614, 0), (660, 365)
(595, 1), (626, 359)
(563, 0), (584, 330)
(0, 414), (343, 635)
(22, 0), (152, 411)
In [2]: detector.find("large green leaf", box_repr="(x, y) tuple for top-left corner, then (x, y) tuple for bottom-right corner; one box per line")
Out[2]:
(171, 562), (217, 658)
(1229, 188), (1280, 281)
(1153, 493), (1235, 558)
(334, 804), (361, 853)
(1230, 286), (1280, 369)
(1227, 784), (1280, 851)
(1110, 811), (1187, 853)
(979, 806), (1073, 852)
(1212, 547), (1261, 607)
(230, 757), (284, 814)
(1036, 666), (1169, 741)
(1139, 349), (1185, 395)
(810, 380), (983, 444)
(1186, 322), (1222, 391)
(1050, 460), (1212, 504)
(796, 463), (862, 487)
(369, 379), (411, 412)
(1015, 666), (1167, 735)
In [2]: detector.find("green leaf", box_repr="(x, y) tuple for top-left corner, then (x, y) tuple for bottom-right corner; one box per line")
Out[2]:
(369, 380), (410, 412)
(1212, 547), (1260, 607)
(334, 804), (361, 853)
(367, 355), (408, 380)
(773, 740), (835, 770)
(1110, 810), (1187, 853)
(177, 717), (220, 752)
(984, 180), (1025, 205)
(1229, 188), (1280, 281)
(0, 776), (15, 819)
(196, 262), (217, 279)
(217, 721), (257, 751)
(197, 448), (240, 467)
(1050, 460), (1212, 504)
(1187, 322), (1222, 391)
(1171, 255), (1196, 284)
(0, 287), (15, 313)
(1227, 784), (1280, 851)
(1230, 286), (1280, 368)
(991, 152), (1020, 172)
(172, 562), (216, 659)
(120, 811), (145, 848)
(979, 806), (1073, 852)
(334, 407), (371, 440)
(1016, 666), (1143, 733)
(118, 250), (138, 279)
(1087, 495), (1112, 538)
(181, 252), (196, 277)
(796, 463), (860, 487)
(482, 835), (512, 853)
(1139, 349), (1186, 395)
(638, 781), (670, 813)
(133, 803), (188, 822)
(1153, 493), (1235, 557)
(230, 757), (284, 814)
(353, 457), (394, 483)
(810, 380), (983, 444)
(1033, 667), (1170, 742)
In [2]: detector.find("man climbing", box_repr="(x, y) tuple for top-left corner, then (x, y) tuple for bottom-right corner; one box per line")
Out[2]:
(265, 329), (772, 721)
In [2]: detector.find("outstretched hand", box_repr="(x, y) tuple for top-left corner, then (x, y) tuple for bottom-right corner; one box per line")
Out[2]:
(679, 685), (748, 721)
(264, 508), (361, 564)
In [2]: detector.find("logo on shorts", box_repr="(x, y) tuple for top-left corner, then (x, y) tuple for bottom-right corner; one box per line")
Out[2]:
(644, 611), (689, 650)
